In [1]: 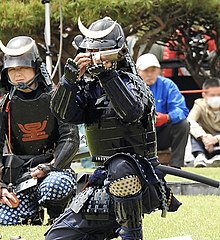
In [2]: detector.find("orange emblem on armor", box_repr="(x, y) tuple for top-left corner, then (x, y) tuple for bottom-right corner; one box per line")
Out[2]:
(18, 120), (49, 142)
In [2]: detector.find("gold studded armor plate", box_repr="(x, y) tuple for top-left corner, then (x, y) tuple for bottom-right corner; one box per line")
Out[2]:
(109, 175), (142, 197)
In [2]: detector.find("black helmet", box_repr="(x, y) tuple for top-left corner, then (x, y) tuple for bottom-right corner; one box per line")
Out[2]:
(0, 36), (51, 91)
(73, 17), (125, 51)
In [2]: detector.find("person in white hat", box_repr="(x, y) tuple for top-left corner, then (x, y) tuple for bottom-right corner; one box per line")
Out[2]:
(136, 53), (189, 168)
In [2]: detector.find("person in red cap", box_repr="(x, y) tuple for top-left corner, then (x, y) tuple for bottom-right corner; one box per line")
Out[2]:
(136, 53), (189, 168)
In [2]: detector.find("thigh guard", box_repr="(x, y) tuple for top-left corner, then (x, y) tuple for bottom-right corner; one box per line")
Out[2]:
(105, 153), (160, 185)
(70, 186), (111, 221)
(106, 155), (143, 239)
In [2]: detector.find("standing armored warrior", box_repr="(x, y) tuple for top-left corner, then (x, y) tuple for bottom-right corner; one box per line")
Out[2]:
(46, 17), (181, 240)
(0, 36), (79, 225)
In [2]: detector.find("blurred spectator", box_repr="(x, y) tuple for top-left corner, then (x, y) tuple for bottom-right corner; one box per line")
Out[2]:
(136, 53), (189, 168)
(188, 78), (220, 167)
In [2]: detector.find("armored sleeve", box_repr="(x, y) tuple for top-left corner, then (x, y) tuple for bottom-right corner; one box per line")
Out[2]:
(0, 99), (9, 193)
(0, 117), (6, 168)
(53, 120), (80, 170)
(51, 78), (86, 124)
(98, 71), (151, 122)
(0, 94), (9, 168)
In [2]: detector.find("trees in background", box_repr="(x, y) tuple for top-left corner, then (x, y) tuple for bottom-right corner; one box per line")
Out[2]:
(0, 0), (220, 86)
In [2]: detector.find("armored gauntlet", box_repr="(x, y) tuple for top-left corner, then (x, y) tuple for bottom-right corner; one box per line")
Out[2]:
(64, 58), (80, 84)
(37, 163), (54, 174)
(87, 62), (115, 77)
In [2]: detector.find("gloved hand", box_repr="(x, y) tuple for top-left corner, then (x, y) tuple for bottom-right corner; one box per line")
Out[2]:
(88, 166), (107, 187)
(31, 163), (53, 179)
(64, 58), (80, 84)
(155, 112), (169, 127)
(87, 62), (114, 77)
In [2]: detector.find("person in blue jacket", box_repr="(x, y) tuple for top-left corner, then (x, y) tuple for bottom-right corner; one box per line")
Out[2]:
(136, 53), (189, 168)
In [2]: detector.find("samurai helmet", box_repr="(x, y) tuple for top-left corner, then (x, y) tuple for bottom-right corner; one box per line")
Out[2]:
(73, 17), (125, 51)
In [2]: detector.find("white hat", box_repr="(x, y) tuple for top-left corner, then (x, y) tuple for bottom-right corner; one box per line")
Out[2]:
(136, 53), (160, 70)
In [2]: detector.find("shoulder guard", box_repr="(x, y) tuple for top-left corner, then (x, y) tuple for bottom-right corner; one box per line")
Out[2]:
(123, 71), (155, 112)
(98, 70), (147, 122)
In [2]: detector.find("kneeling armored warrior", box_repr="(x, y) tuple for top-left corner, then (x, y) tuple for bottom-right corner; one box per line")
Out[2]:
(46, 17), (181, 240)
(0, 36), (79, 225)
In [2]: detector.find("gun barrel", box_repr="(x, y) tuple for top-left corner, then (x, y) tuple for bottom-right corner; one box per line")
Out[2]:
(157, 164), (220, 188)
(91, 47), (128, 62)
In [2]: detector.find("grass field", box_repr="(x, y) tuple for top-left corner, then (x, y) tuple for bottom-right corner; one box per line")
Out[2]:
(0, 195), (220, 240)
(0, 168), (220, 240)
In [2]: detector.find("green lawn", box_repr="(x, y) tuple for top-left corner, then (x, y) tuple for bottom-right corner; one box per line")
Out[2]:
(0, 195), (220, 240)
(0, 167), (219, 240)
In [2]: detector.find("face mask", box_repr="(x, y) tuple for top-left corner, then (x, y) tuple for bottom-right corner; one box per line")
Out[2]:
(207, 96), (220, 109)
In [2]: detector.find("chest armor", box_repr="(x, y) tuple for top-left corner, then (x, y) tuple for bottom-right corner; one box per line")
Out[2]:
(85, 94), (156, 159)
(9, 92), (59, 155)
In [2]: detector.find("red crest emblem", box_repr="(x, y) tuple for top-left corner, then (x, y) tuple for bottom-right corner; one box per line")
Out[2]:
(18, 120), (49, 142)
